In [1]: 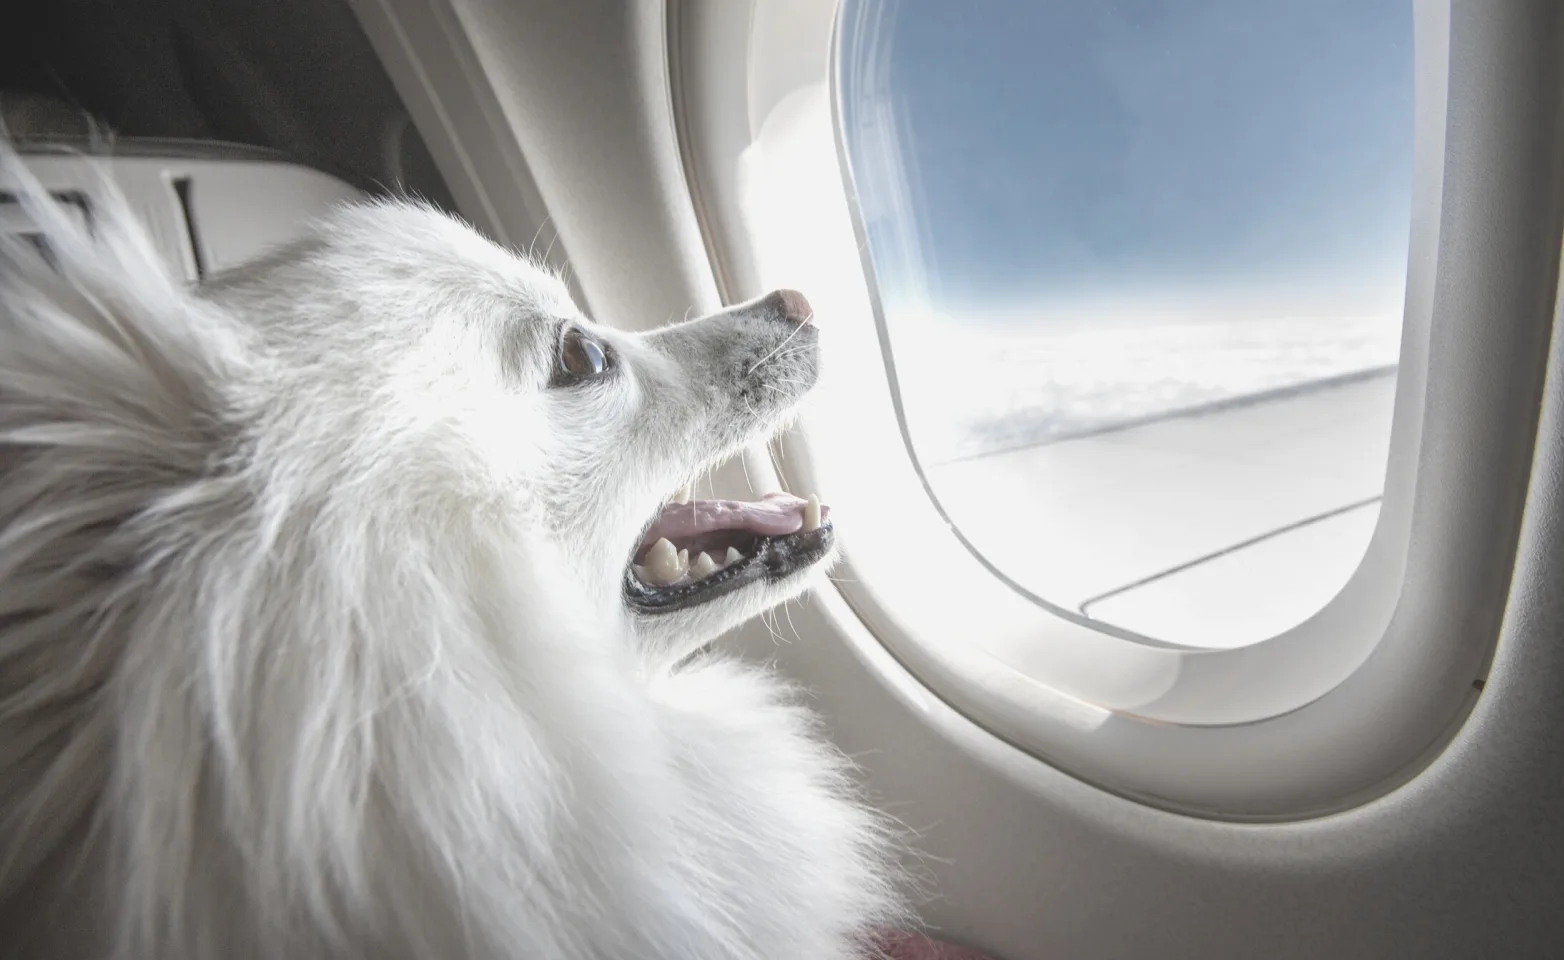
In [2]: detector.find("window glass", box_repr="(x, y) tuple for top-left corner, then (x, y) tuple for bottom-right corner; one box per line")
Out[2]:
(837, 0), (1414, 648)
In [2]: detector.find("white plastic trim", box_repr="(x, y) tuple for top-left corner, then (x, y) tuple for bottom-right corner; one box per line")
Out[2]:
(670, 0), (1555, 817)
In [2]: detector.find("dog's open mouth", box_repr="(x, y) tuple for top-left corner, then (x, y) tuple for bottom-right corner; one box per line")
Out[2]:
(624, 489), (835, 614)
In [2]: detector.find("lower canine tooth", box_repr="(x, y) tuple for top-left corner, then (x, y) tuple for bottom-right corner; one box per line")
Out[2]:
(690, 551), (718, 578)
(671, 484), (691, 504)
(645, 537), (684, 585)
(725, 546), (744, 566)
(802, 494), (822, 533)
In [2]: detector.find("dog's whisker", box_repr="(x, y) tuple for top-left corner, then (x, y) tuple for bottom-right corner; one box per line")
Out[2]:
(745, 316), (810, 377)
(738, 449), (755, 492)
(526, 216), (554, 263)
(781, 599), (799, 639)
(767, 610), (790, 646)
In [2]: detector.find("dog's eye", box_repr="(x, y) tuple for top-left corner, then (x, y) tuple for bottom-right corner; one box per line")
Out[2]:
(558, 327), (610, 380)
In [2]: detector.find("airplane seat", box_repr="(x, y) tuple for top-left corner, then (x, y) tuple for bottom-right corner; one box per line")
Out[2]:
(0, 123), (365, 282)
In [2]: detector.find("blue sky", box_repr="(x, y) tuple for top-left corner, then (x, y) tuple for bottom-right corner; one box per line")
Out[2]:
(840, 0), (1414, 315)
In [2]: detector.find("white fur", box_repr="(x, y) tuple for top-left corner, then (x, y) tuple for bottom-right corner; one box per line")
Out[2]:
(0, 152), (905, 959)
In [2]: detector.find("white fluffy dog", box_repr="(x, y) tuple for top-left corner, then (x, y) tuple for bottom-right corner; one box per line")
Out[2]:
(0, 152), (904, 959)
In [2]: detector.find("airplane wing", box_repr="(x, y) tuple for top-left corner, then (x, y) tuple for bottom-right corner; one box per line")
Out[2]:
(925, 371), (1396, 648)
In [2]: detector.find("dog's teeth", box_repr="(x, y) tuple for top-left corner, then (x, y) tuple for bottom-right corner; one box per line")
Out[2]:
(691, 551), (718, 579)
(725, 546), (744, 566)
(645, 537), (684, 585)
(677, 547), (689, 571)
(632, 563), (650, 583)
(671, 485), (691, 504)
(802, 494), (822, 533)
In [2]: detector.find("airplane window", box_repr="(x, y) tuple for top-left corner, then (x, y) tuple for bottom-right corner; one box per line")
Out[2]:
(836, 0), (1414, 648)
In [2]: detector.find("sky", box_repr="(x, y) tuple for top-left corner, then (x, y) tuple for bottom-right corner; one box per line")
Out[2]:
(839, 0), (1415, 317)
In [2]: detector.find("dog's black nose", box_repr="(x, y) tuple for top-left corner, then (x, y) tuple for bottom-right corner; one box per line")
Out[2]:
(765, 288), (814, 327)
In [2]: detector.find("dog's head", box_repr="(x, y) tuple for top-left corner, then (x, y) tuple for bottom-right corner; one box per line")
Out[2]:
(206, 200), (834, 659)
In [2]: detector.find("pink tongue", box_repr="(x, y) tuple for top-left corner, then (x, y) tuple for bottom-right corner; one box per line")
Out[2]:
(640, 492), (825, 550)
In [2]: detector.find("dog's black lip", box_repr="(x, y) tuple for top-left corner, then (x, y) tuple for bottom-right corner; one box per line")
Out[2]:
(624, 522), (836, 614)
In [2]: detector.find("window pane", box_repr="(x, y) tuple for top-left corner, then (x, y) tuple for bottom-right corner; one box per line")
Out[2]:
(837, 0), (1414, 648)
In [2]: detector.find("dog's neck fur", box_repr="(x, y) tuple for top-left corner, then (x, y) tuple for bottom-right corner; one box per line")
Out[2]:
(4, 422), (902, 960)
